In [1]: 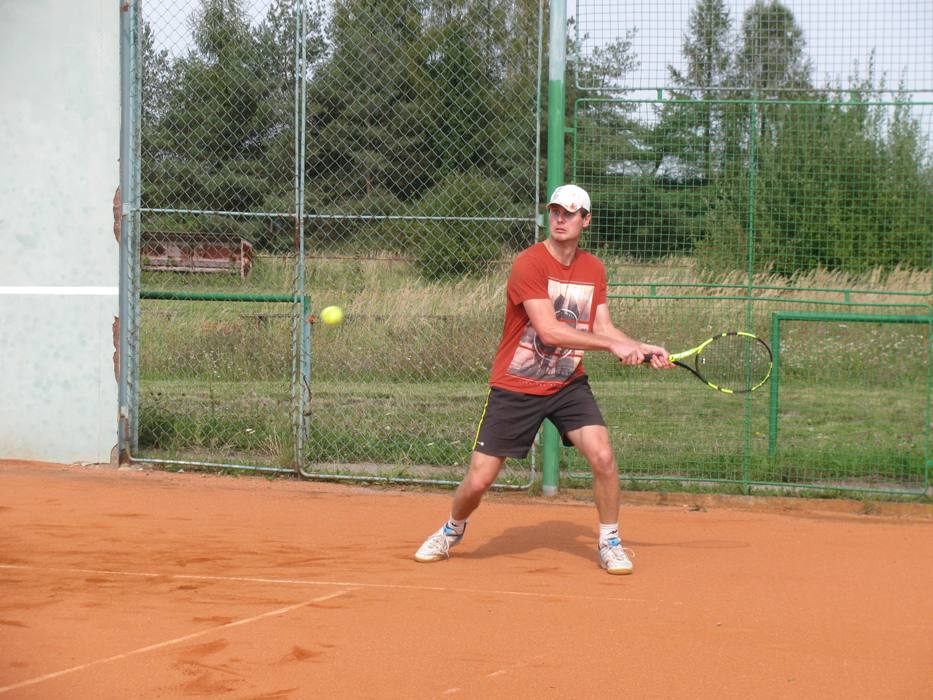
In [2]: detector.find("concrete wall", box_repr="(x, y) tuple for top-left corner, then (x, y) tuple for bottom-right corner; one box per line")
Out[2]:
(0, 0), (120, 463)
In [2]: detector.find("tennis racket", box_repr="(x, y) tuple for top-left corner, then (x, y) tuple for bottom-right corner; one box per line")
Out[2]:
(645, 331), (773, 394)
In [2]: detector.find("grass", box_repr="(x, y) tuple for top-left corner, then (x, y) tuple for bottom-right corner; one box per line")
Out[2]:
(135, 255), (932, 496)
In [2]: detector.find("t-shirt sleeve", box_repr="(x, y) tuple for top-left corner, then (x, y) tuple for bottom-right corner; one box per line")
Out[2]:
(507, 250), (549, 305)
(593, 257), (608, 308)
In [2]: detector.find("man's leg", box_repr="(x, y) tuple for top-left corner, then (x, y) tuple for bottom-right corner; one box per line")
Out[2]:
(564, 424), (619, 522)
(564, 424), (633, 574)
(414, 451), (505, 562)
(451, 450), (506, 520)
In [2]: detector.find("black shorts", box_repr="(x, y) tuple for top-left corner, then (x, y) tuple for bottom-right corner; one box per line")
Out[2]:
(472, 375), (606, 458)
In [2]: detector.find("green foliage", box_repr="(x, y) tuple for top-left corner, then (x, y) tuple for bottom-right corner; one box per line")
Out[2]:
(618, 0), (932, 274)
(734, 0), (812, 96)
(587, 180), (696, 258)
(694, 95), (933, 274)
(665, 0), (733, 182)
(142, 0), (306, 213)
(141, 0), (540, 274)
(411, 170), (526, 279)
(139, 0), (932, 279)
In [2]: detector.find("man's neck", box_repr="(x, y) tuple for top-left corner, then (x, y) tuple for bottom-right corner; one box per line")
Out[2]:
(543, 237), (578, 266)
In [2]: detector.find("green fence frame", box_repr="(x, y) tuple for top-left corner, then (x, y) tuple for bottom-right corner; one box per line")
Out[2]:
(567, 88), (933, 497)
(768, 311), (933, 496)
(133, 289), (311, 473)
(559, 296), (933, 496)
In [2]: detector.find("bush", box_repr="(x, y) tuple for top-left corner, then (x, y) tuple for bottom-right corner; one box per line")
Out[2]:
(587, 179), (698, 258)
(411, 171), (525, 280)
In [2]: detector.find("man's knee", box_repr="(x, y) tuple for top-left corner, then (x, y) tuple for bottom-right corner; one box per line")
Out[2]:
(588, 446), (616, 478)
(464, 454), (504, 492)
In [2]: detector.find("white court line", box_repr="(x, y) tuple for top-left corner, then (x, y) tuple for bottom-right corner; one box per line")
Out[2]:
(0, 286), (118, 296)
(0, 588), (354, 695)
(0, 563), (648, 603)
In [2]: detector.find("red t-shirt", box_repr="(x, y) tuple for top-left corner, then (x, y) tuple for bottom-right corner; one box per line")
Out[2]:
(488, 242), (607, 395)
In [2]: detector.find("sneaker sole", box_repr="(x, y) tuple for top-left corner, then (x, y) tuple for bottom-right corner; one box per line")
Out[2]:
(600, 560), (634, 575)
(413, 553), (446, 563)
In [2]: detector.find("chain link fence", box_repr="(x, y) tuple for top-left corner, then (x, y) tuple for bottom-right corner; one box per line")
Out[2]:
(128, 0), (932, 495)
(129, 0), (542, 486)
(566, 0), (932, 495)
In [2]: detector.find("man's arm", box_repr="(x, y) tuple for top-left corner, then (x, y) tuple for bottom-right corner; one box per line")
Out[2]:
(592, 303), (672, 368)
(523, 299), (672, 367)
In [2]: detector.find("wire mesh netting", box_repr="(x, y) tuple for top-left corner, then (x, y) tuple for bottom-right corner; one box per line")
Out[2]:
(566, 0), (932, 494)
(132, 0), (542, 485)
(575, 100), (933, 270)
(567, 298), (930, 495)
(574, 0), (933, 94)
(129, 0), (932, 495)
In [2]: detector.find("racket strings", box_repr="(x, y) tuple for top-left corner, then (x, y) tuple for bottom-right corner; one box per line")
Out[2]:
(694, 335), (771, 392)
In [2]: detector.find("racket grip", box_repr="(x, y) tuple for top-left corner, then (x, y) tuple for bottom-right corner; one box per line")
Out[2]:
(642, 353), (654, 364)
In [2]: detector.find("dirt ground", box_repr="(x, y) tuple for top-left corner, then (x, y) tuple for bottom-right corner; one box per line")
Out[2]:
(1, 460), (931, 699)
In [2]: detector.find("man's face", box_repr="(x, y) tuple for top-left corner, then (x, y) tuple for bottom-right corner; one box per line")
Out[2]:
(548, 204), (591, 243)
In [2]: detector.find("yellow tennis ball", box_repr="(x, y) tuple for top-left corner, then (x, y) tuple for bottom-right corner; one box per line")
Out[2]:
(320, 305), (344, 326)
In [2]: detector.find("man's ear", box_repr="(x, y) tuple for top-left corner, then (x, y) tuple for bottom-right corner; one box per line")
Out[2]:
(582, 212), (592, 228)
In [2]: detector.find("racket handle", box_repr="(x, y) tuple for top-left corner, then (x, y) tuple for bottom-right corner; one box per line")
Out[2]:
(642, 353), (654, 364)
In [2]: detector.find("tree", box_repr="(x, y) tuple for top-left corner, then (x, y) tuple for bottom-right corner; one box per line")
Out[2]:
(140, 21), (173, 131)
(695, 80), (933, 275)
(564, 20), (640, 177)
(733, 0), (812, 146)
(143, 0), (269, 212)
(252, 0), (328, 217)
(734, 0), (811, 97)
(665, 0), (734, 179)
(671, 0), (732, 91)
(304, 0), (542, 258)
(305, 0), (432, 209)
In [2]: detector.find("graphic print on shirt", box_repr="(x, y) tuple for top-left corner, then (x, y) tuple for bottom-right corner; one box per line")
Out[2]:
(506, 278), (594, 382)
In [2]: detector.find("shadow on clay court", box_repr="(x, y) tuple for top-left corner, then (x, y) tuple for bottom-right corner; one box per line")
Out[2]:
(628, 538), (750, 549)
(458, 520), (596, 563)
(455, 520), (749, 564)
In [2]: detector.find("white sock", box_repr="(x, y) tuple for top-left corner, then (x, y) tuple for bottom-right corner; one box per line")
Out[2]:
(445, 516), (467, 535)
(599, 522), (619, 545)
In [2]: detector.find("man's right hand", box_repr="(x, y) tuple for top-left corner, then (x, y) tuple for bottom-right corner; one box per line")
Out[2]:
(610, 339), (646, 366)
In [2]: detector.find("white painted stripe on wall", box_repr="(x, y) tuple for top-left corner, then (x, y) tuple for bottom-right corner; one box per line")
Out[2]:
(0, 286), (119, 296)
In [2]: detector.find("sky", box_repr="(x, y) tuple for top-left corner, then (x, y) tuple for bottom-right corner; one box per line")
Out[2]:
(575, 0), (932, 95)
(144, 0), (932, 147)
(147, 0), (932, 94)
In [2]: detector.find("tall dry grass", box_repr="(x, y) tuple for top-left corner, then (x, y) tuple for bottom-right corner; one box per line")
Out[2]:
(140, 254), (931, 382)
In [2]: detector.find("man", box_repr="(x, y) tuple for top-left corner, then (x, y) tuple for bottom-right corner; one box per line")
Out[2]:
(414, 184), (673, 574)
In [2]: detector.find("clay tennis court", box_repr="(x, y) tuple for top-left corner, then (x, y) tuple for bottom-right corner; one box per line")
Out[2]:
(1, 460), (931, 699)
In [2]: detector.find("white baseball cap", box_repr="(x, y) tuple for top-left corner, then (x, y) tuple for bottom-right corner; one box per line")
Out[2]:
(548, 184), (591, 213)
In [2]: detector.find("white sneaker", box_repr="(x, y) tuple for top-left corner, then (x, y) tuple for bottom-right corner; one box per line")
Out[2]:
(414, 524), (465, 563)
(598, 537), (633, 575)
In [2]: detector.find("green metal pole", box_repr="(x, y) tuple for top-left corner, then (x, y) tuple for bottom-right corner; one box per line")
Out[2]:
(742, 100), (760, 493)
(768, 312), (781, 460)
(541, 0), (567, 496)
(926, 316), (932, 497)
(141, 291), (299, 303)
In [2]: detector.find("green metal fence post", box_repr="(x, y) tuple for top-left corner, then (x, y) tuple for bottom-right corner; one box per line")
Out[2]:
(926, 316), (932, 497)
(541, 0), (567, 496)
(742, 99), (763, 493)
(768, 313), (781, 461)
